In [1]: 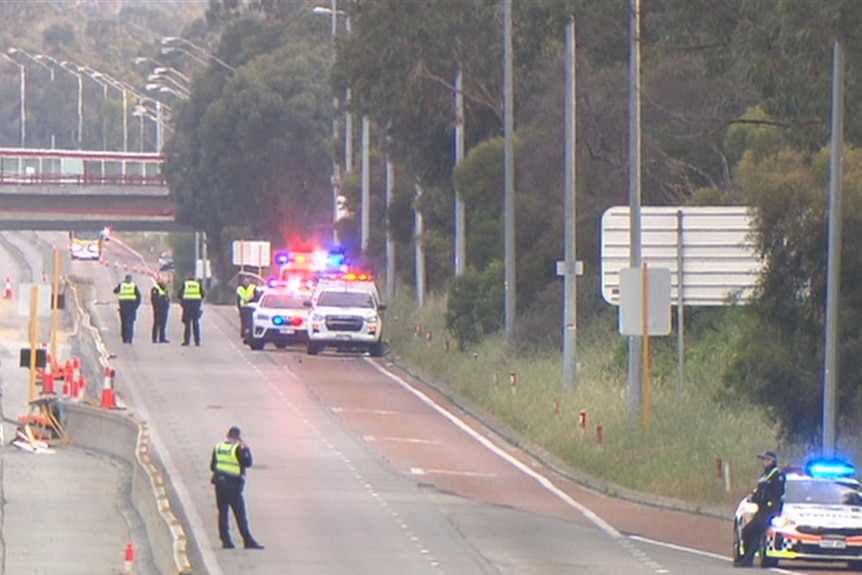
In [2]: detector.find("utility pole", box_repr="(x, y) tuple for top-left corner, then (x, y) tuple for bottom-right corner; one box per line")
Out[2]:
(454, 60), (466, 276)
(822, 41), (845, 457)
(627, 0), (644, 422)
(560, 17), (579, 391)
(503, 0), (516, 344)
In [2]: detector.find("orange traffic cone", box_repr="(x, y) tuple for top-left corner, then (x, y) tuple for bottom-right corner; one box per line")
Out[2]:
(101, 367), (116, 409)
(4, 277), (11, 299)
(124, 542), (135, 573)
(75, 375), (86, 400)
(43, 372), (55, 395)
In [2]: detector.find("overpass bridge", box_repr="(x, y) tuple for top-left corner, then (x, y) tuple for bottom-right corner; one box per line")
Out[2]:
(0, 147), (186, 231)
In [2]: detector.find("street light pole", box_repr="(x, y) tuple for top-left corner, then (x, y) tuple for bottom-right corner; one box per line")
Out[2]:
(60, 61), (84, 149)
(503, 0), (516, 344)
(160, 37), (235, 73)
(2, 55), (25, 147)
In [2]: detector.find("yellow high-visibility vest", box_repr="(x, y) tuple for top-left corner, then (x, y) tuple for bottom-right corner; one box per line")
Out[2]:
(237, 284), (257, 307)
(154, 283), (167, 297)
(182, 280), (202, 300)
(118, 282), (137, 301)
(214, 442), (241, 476)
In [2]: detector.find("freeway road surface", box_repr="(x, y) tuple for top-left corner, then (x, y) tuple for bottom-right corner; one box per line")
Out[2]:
(59, 234), (832, 575)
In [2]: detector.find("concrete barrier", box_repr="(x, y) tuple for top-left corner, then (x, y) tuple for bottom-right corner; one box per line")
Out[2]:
(63, 278), (194, 575)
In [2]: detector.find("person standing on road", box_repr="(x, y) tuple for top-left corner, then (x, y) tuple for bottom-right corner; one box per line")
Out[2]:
(113, 274), (141, 344)
(737, 450), (785, 567)
(178, 271), (204, 346)
(150, 279), (170, 343)
(236, 276), (259, 340)
(210, 426), (264, 550)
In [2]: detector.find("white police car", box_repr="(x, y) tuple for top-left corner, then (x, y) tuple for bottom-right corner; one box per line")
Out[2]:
(305, 273), (385, 357)
(245, 287), (309, 351)
(732, 458), (862, 569)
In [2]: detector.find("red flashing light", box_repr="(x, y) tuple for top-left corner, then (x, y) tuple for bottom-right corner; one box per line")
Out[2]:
(291, 316), (303, 327)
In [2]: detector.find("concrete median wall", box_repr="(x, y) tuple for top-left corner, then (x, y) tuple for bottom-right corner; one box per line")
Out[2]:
(63, 278), (195, 575)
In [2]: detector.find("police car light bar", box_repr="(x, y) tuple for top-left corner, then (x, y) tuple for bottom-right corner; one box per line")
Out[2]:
(806, 458), (856, 478)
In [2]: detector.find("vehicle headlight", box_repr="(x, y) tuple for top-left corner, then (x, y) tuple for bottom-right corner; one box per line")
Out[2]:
(256, 313), (270, 322)
(769, 515), (793, 529)
(365, 314), (378, 324)
(311, 313), (324, 322)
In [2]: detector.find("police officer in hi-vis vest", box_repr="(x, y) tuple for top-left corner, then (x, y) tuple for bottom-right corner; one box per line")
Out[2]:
(236, 275), (259, 339)
(209, 426), (264, 550)
(150, 278), (170, 343)
(178, 271), (204, 346)
(113, 274), (141, 344)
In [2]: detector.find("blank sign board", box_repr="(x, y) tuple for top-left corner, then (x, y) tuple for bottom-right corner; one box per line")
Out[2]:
(601, 206), (762, 306)
(619, 267), (672, 336)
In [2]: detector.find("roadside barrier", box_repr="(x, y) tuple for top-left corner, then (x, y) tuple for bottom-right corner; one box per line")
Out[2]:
(4, 277), (12, 299)
(64, 278), (194, 574)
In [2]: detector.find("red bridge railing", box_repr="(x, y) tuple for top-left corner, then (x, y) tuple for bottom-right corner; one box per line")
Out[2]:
(0, 148), (166, 187)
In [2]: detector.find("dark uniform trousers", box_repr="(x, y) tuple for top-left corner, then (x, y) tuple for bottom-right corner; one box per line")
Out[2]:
(119, 301), (138, 343)
(214, 474), (254, 547)
(181, 301), (202, 345)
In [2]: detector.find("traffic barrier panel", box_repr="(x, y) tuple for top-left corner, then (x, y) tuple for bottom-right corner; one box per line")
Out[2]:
(4, 277), (12, 299)
(101, 367), (116, 409)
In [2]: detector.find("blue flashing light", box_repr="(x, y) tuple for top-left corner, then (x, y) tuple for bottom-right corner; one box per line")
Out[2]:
(806, 458), (856, 478)
(267, 277), (278, 289)
(274, 252), (290, 265)
(327, 253), (345, 267)
(272, 315), (286, 326)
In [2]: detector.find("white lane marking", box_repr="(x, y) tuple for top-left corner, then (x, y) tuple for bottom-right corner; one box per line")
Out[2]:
(333, 407), (403, 415)
(366, 359), (623, 539)
(410, 467), (496, 478)
(630, 535), (805, 573)
(363, 435), (440, 445)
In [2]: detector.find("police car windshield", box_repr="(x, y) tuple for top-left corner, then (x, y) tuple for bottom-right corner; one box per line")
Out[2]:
(260, 293), (306, 309)
(317, 291), (374, 308)
(785, 479), (862, 506)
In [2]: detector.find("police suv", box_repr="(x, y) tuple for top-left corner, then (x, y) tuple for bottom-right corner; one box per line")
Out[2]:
(305, 273), (386, 357)
(245, 286), (309, 351)
(732, 458), (862, 569)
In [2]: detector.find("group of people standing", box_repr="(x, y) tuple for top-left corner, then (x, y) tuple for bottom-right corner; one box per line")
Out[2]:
(113, 271), (205, 346)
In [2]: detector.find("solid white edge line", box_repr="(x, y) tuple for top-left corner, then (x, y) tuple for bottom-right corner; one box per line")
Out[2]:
(366, 359), (622, 539)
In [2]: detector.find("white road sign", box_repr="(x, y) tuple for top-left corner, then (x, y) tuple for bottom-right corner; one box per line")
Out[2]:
(601, 206), (762, 306)
(232, 240), (271, 268)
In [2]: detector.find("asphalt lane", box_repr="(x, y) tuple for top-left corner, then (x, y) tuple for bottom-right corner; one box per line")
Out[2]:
(86, 236), (827, 575)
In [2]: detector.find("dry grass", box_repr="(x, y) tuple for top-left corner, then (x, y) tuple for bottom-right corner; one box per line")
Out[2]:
(385, 294), (784, 512)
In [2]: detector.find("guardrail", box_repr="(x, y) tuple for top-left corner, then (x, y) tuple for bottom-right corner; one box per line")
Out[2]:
(0, 172), (166, 187)
(63, 278), (194, 575)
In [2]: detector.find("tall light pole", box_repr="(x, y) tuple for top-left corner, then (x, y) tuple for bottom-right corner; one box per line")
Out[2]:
(313, 2), (345, 245)
(454, 60), (466, 276)
(503, 0), (516, 344)
(627, 0), (644, 422)
(55, 61), (84, 149)
(2, 55), (25, 147)
(160, 37), (235, 73)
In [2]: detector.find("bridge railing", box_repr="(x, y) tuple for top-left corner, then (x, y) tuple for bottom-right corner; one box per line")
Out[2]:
(0, 148), (166, 187)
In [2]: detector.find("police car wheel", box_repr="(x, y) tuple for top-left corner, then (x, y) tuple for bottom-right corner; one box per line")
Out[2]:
(731, 523), (746, 566)
(248, 339), (265, 351)
(274, 342), (288, 349)
(307, 342), (321, 356)
(758, 540), (777, 568)
(369, 341), (384, 357)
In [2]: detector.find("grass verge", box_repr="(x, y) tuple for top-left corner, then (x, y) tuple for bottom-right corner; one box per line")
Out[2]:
(385, 293), (787, 514)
